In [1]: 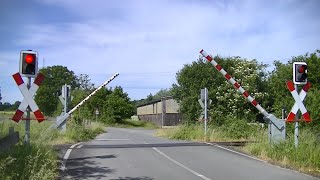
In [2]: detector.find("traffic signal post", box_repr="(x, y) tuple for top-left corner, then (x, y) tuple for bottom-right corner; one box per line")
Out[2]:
(293, 62), (307, 85)
(19, 50), (38, 78)
(288, 62), (311, 148)
(25, 77), (31, 144)
(198, 88), (212, 136)
(58, 84), (72, 132)
(12, 50), (44, 145)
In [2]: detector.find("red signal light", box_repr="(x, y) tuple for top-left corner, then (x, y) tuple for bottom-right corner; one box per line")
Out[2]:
(25, 54), (34, 64)
(20, 50), (38, 77)
(293, 62), (307, 84)
(298, 65), (306, 73)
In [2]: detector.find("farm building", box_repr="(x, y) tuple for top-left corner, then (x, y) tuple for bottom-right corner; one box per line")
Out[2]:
(137, 96), (183, 126)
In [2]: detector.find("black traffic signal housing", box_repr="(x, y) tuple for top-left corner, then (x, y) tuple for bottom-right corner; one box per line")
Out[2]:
(293, 62), (307, 84)
(19, 50), (38, 77)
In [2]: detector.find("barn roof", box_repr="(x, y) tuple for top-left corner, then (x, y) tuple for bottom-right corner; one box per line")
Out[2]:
(136, 96), (174, 107)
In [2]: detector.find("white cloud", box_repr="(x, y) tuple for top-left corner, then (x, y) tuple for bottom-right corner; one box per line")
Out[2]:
(1, 0), (319, 103)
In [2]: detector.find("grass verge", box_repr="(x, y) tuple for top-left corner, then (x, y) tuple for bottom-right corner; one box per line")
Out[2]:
(242, 129), (320, 176)
(156, 123), (320, 177)
(106, 119), (159, 129)
(0, 112), (106, 179)
(0, 143), (58, 180)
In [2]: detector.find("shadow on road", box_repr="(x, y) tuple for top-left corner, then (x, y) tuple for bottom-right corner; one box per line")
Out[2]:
(69, 154), (117, 161)
(62, 154), (117, 179)
(110, 177), (154, 180)
(56, 142), (209, 150)
(56, 141), (248, 150)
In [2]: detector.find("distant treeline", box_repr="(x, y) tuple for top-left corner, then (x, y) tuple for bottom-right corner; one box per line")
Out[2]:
(0, 101), (20, 111)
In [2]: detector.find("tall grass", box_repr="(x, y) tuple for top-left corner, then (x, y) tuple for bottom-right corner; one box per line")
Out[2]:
(157, 124), (207, 141)
(0, 144), (58, 180)
(63, 122), (105, 142)
(243, 129), (320, 175)
(156, 123), (320, 176)
(156, 120), (260, 142)
(106, 119), (159, 129)
(0, 112), (106, 179)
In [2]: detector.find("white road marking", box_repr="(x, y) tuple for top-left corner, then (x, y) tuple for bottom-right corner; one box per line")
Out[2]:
(204, 142), (266, 162)
(205, 142), (318, 179)
(61, 142), (82, 171)
(152, 147), (212, 180)
(77, 145), (83, 149)
(94, 138), (130, 141)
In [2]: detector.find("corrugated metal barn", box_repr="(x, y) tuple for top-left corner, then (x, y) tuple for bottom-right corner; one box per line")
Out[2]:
(137, 96), (183, 126)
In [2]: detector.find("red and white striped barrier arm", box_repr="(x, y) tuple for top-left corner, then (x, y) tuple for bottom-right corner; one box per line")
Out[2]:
(12, 73), (45, 122)
(51, 73), (120, 129)
(68, 73), (119, 115)
(199, 49), (269, 117)
(286, 81), (311, 122)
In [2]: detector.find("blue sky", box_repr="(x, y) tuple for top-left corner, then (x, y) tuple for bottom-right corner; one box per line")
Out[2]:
(0, 0), (319, 103)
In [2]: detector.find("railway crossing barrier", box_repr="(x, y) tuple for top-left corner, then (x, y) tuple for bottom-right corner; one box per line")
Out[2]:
(199, 49), (286, 143)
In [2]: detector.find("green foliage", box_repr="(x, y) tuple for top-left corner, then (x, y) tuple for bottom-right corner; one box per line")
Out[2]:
(35, 66), (78, 116)
(171, 50), (319, 135)
(0, 144), (58, 180)
(72, 86), (135, 124)
(153, 89), (173, 99)
(76, 74), (95, 91)
(65, 123), (104, 142)
(31, 67), (136, 125)
(157, 122), (320, 176)
(0, 86), (2, 103)
(169, 124), (205, 140)
(172, 57), (268, 124)
(134, 88), (173, 107)
(266, 50), (320, 134)
(0, 101), (21, 111)
(109, 119), (158, 129)
(163, 50), (320, 175)
(0, 116), (106, 179)
(102, 87), (135, 123)
(219, 116), (259, 139)
(305, 88), (320, 132)
(244, 129), (320, 175)
(157, 116), (262, 141)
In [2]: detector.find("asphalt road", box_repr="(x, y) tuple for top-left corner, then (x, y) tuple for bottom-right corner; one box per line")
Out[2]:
(58, 127), (319, 180)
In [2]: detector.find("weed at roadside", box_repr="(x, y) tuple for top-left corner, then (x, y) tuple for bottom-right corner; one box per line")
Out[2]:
(106, 119), (159, 129)
(0, 143), (58, 180)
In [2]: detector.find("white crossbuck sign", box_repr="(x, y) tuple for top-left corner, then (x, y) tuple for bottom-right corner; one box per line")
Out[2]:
(286, 81), (311, 122)
(12, 73), (45, 122)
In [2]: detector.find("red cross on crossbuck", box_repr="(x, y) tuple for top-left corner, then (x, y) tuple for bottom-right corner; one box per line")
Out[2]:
(286, 81), (311, 123)
(12, 73), (45, 122)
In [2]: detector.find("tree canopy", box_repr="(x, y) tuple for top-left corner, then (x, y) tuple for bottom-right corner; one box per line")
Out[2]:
(33, 65), (135, 123)
(35, 65), (77, 116)
(172, 56), (268, 124)
(169, 50), (320, 133)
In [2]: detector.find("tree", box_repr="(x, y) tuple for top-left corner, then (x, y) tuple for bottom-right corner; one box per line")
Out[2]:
(0, 86), (2, 104)
(102, 86), (135, 123)
(76, 74), (95, 91)
(135, 89), (173, 107)
(0, 102), (11, 111)
(35, 66), (77, 116)
(266, 50), (320, 132)
(71, 85), (135, 124)
(86, 87), (112, 119)
(153, 88), (173, 99)
(172, 56), (268, 124)
(10, 101), (21, 111)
